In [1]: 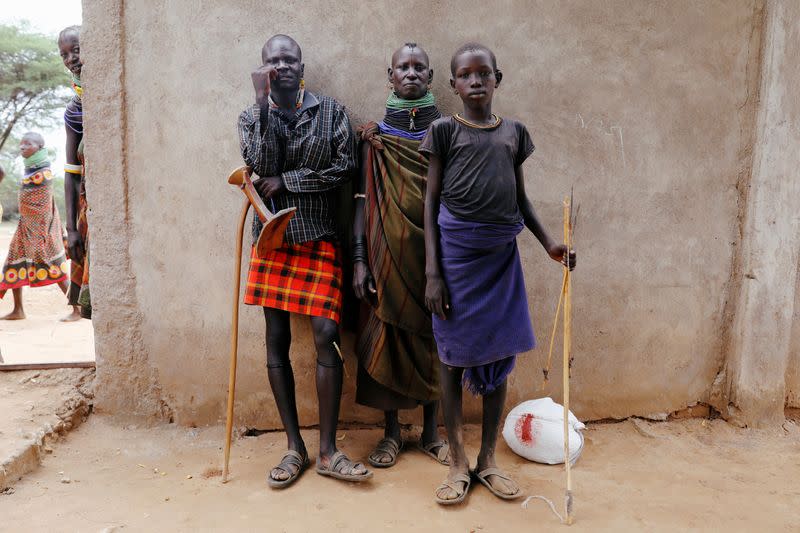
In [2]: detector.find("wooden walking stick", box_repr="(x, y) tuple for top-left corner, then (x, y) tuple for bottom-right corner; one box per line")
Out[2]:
(222, 199), (250, 483)
(227, 166), (297, 258)
(222, 166), (296, 483)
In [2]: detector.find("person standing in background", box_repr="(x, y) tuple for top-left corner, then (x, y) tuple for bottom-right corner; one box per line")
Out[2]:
(0, 133), (77, 320)
(59, 25), (91, 319)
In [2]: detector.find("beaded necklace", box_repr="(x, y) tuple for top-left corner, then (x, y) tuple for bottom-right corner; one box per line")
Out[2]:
(71, 74), (82, 99)
(386, 91), (435, 109)
(23, 148), (49, 169)
(386, 91), (436, 130)
(453, 113), (502, 129)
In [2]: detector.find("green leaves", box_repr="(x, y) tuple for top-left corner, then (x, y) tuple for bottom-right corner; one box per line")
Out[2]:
(0, 23), (71, 152)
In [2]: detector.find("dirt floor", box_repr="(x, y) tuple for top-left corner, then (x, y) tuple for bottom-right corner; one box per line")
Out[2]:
(0, 368), (93, 462)
(0, 221), (94, 366)
(0, 415), (797, 532)
(0, 367), (94, 489)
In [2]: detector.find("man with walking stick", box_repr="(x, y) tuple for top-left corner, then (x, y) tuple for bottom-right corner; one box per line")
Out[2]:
(234, 34), (370, 487)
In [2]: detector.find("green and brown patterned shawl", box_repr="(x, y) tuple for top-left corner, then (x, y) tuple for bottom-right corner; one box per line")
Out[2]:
(355, 123), (439, 405)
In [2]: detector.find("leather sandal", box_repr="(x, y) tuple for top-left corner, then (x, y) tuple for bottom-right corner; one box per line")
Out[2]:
(316, 451), (373, 482)
(368, 437), (403, 468)
(417, 439), (450, 466)
(473, 467), (522, 500)
(434, 472), (471, 505)
(267, 450), (309, 489)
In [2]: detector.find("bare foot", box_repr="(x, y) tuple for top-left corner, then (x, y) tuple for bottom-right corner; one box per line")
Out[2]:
(60, 307), (82, 322)
(1, 309), (26, 320)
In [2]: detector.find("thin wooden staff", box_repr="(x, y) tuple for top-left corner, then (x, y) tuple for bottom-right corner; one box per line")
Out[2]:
(562, 195), (574, 525)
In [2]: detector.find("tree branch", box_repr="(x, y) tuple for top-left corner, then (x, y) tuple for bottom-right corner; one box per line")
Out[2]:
(0, 94), (36, 152)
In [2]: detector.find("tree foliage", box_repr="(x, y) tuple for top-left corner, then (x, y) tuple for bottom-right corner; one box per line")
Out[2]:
(0, 23), (71, 153)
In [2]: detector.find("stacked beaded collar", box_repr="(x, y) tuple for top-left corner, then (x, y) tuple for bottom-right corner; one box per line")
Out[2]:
(23, 148), (49, 169)
(65, 73), (84, 135)
(379, 91), (440, 140)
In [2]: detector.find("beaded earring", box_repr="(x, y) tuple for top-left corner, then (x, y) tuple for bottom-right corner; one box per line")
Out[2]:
(294, 78), (306, 109)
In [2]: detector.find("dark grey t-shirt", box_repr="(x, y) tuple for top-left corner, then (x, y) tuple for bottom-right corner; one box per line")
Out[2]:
(419, 116), (535, 224)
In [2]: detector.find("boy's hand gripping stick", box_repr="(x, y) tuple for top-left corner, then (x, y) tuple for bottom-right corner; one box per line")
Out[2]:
(227, 166), (296, 258)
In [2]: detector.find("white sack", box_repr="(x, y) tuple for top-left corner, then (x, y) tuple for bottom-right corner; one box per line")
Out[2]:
(502, 397), (585, 465)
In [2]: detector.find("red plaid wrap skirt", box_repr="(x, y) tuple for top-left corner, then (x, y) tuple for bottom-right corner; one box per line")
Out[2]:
(244, 240), (343, 323)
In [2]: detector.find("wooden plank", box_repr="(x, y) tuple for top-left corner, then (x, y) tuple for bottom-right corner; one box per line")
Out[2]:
(0, 361), (96, 372)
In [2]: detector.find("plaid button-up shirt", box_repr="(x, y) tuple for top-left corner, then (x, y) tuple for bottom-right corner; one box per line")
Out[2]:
(238, 91), (356, 245)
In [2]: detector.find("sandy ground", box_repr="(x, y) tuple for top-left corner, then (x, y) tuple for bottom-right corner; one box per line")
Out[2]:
(0, 221), (94, 365)
(0, 368), (93, 463)
(0, 367), (94, 493)
(0, 415), (797, 532)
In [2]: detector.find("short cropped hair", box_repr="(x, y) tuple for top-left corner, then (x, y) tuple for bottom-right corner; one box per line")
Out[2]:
(22, 132), (45, 148)
(58, 25), (81, 42)
(264, 34), (302, 61)
(450, 42), (497, 76)
(392, 42), (430, 66)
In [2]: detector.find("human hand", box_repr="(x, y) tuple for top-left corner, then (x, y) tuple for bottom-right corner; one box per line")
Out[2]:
(425, 274), (450, 320)
(548, 244), (576, 271)
(67, 230), (85, 264)
(251, 66), (277, 104)
(353, 262), (377, 306)
(253, 176), (285, 200)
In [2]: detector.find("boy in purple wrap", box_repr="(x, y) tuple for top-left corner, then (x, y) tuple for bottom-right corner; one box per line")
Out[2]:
(419, 43), (576, 505)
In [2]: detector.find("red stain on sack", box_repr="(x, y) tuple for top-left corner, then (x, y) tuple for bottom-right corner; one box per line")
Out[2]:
(515, 413), (536, 446)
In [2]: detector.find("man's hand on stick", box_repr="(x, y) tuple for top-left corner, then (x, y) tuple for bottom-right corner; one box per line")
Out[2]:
(548, 244), (576, 271)
(253, 176), (285, 200)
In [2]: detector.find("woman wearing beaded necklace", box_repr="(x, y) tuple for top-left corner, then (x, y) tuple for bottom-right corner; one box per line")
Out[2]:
(352, 43), (450, 469)
(419, 43), (577, 505)
(59, 25), (90, 320)
(0, 133), (74, 320)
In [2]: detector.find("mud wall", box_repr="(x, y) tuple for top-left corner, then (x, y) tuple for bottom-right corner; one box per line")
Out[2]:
(788, 267), (800, 407)
(82, 0), (798, 428)
(716, 0), (800, 424)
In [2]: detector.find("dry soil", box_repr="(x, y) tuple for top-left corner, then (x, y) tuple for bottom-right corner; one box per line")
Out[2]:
(0, 415), (798, 532)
